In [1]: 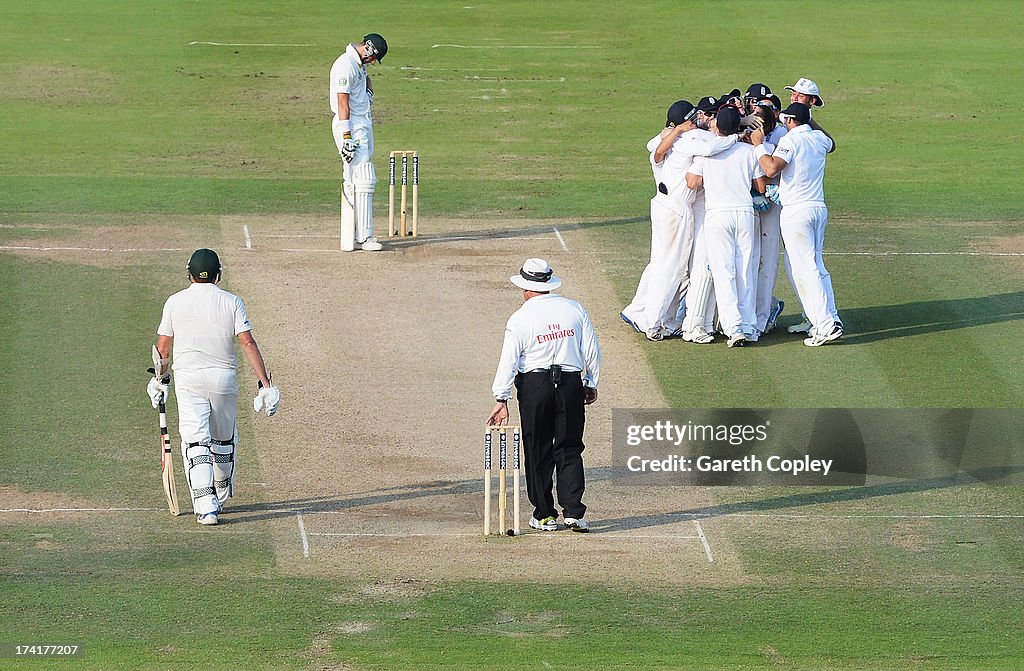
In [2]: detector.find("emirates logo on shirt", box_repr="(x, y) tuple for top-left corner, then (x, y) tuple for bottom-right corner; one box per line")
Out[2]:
(537, 323), (576, 344)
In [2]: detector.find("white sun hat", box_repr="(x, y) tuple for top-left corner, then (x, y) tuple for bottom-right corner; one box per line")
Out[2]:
(784, 77), (824, 106)
(510, 258), (562, 292)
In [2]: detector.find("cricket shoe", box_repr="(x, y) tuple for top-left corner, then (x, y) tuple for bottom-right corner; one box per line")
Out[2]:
(529, 516), (558, 531)
(682, 328), (714, 344)
(197, 512), (219, 526)
(564, 517), (590, 533)
(360, 238), (383, 252)
(727, 333), (748, 348)
(804, 323), (843, 347)
(619, 312), (642, 334)
(787, 318), (812, 334)
(766, 299), (785, 332)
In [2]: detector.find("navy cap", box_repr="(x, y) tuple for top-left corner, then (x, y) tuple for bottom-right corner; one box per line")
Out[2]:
(666, 100), (697, 127)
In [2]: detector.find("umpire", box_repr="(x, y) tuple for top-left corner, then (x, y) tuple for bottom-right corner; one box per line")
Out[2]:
(487, 258), (602, 533)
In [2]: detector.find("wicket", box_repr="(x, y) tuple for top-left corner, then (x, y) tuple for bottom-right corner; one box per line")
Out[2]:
(388, 150), (419, 237)
(483, 425), (521, 536)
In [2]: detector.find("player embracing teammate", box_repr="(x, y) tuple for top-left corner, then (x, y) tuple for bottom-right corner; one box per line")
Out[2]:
(621, 78), (842, 347)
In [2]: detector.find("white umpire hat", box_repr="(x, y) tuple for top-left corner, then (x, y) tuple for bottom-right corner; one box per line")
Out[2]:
(511, 258), (562, 292)
(784, 77), (824, 106)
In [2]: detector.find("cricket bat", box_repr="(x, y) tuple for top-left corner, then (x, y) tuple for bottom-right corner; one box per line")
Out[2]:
(157, 400), (180, 516)
(150, 347), (180, 516)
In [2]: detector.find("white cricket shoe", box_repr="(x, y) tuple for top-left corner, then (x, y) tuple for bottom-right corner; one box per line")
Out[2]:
(564, 517), (589, 533)
(360, 238), (383, 252)
(197, 512), (219, 526)
(727, 333), (748, 348)
(529, 516), (558, 531)
(682, 328), (714, 344)
(804, 324), (844, 347)
(766, 299), (785, 332)
(787, 319), (812, 334)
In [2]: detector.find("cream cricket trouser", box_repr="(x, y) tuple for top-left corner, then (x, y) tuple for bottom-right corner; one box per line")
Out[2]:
(780, 204), (839, 333)
(681, 199), (717, 334)
(704, 208), (758, 337)
(621, 196), (695, 337)
(174, 368), (239, 516)
(754, 204), (783, 332)
(333, 114), (376, 243)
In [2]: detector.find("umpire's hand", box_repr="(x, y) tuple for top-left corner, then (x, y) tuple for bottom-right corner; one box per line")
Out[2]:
(487, 401), (509, 426)
(583, 387), (598, 405)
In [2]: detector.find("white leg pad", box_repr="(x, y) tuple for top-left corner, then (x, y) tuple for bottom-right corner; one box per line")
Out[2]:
(211, 431), (236, 504)
(182, 440), (218, 515)
(353, 162), (376, 243)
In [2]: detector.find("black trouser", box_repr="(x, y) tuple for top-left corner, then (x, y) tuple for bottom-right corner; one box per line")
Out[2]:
(515, 369), (587, 520)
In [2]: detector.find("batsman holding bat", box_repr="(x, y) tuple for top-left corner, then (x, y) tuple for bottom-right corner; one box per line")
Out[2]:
(331, 32), (388, 252)
(147, 248), (280, 526)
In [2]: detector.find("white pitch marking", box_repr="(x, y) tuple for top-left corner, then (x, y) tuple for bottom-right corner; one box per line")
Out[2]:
(297, 513), (311, 559)
(828, 251), (1024, 257)
(694, 520), (715, 563)
(432, 44), (601, 49)
(0, 507), (163, 513)
(0, 246), (184, 253)
(309, 530), (701, 540)
(310, 531), (479, 538)
(401, 66), (511, 72)
(553, 227), (569, 252)
(714, 512), (1024, 520)
(189, 41), (313, 47)
(260, 234), (336, 239)
(3, 244), (1017, 258)
(243, 224), (252, 249)
(465, 76), (567, 83)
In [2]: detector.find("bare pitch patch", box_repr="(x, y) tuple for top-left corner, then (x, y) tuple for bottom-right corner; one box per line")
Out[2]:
(220, 214), (743, 585)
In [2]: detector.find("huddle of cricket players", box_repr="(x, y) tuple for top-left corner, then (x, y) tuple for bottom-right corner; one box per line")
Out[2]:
(621, 78), (842, 348)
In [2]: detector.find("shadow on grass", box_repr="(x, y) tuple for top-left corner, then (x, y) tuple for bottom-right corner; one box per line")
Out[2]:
(778, 291), (1024, 344)
(381, 216), (646, 248)
(591, 465), (1023, 533)
(227, 465), (1020, 528)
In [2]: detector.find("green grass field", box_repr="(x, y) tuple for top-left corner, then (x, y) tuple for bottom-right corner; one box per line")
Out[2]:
(2, 1), (1022, 669)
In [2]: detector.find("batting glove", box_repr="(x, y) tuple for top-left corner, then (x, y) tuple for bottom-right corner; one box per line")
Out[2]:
(253, 385), (281, 416)
(147, 376), (169, 408)
(765, 183), (782, 206)
(340, 136), (357, 163)
(752, 195), (772, 212)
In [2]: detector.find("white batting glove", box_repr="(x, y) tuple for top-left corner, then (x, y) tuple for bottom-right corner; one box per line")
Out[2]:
(147, 376), (169, 408)
(752, 195), (772, 212)
(340, 137), (357, 163)
(765, 183), (782, 206)
(253, 385), (281, 416)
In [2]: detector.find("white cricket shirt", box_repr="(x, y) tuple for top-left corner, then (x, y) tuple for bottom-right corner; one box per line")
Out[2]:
(690, 142), (764, 213)
(649, 130), (738, 215)
(491, 293), (601, 400)
(157, 283), (252, 372)
(329, 44), (371, 118)
(773, 124), (833, 210)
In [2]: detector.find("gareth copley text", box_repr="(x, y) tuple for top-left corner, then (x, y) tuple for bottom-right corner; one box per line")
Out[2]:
(627, 454), (834, 476)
